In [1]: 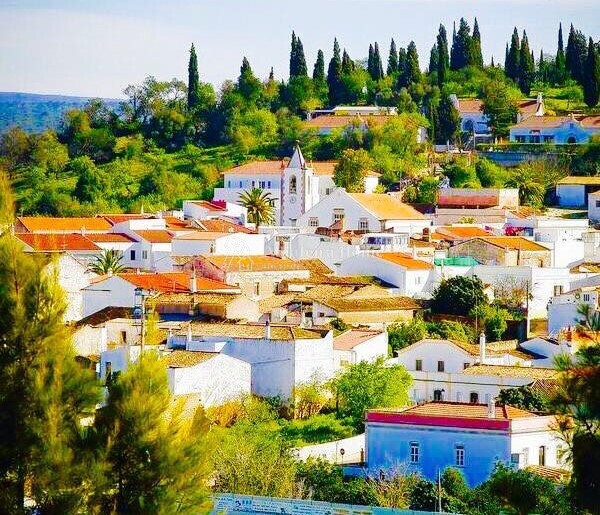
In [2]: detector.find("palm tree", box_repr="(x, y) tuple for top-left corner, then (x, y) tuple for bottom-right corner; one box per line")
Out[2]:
(505, 171), (545, 208)
(88, 249), (126, 275)
(239, 187), (275, 229)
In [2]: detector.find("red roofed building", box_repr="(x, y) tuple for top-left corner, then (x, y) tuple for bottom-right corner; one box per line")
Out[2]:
(333, 329), (388, 368)
(360, 400), (565, 486)
(510, 113), (600, 145)
(15, 233), (102, 254)
(15, 216), (112, 234)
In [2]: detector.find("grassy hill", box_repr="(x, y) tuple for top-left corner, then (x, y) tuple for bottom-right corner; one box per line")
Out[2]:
(0, 92), (121, 133)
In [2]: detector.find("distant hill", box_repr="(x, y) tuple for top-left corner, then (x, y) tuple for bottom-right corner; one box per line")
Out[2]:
(0, 92), (121, 134)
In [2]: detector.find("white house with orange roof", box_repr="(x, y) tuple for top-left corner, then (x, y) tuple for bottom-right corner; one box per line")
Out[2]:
(14, 216), (112, 234)
(182, 199), (247, 223)
(359, 400), (564, 486)
(296, 189), (431, 235)
(339, 252), (435, 297)
(171, 231), (266, 258)
(333, 329), (388, 368)
(510, 114), (600, 145)
(81, 272), (235, 317)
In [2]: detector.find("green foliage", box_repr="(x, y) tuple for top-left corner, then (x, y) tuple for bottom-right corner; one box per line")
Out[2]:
(329, 317), (349, 333)
(481, 79), (520, 138)
(498, 385), (548, 412)
(239, 187), (275, 227)
(388, 317), (427, 352)
(331, 357), (411, 430)
(475, 158), (508, 188)
(88, 249), (126, 275)
(425, 320), (476, 343)
(279, 414), (354, 447)
(431, 275), (487, 317)
(333, 148), (374, 192)
(470, 304), (510, 341)
(584, 37), (600, 107)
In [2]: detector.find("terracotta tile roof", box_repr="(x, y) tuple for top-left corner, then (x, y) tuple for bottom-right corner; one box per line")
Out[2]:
(462, 364), (558, 379)
(334, 329), (382, 350)
(174, 231), (229, 241)
(528, 378), (561, 399)
(295, 259), (334, 275)
(437, 191), (499, 208)
(197, 219), (254, 234)
(15, 233), (101, 252)
(402, 338), (533, 359)
(167, 350), (217, 368)
(375, 252), (433, 270)
(509, 206), (543, 219)
(181, 322), (325, 340)
(258, 293), (299, 312)
(99, 214), (151, 225)
(517, 99), (541, 115)
(433, 226), (493, 241)
(300, 284), (358, 303)
(164, 216), (191, 229)
(305, 114), (391, 129)
(191, 200), (227, 211)
(223, 160), (287, 175)
(322, 296), (421, 313)
(116, 272), (192, 293)
(526, 465), (571, 483)
(157, 291), (241, 306)
(17, 216), (112, 233)
(456, 98), (483, 113)
(85, 233), (136, 243)
(349, 193), (427, 220)
(476, 236), (550, 252)
(200, 255), (307, 273)
(557, 175), (600, 186)
(369, 401), (535, 420)
(73, 306), (133, 327)
(579, 116), (600, 128)
(511, 115), (572, 129)
(134, 230), (174, 243)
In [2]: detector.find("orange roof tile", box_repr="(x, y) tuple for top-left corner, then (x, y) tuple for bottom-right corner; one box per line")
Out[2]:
(15, 233), (101, 252)
(134, 230), (174, 243)
(85, 233), (136, 243)
(99, 214), (151, 225)
(167, 350), (217, 368)
(580, 116), (600, 128)
(164, 216), (190, 229)
(376, 252), (433, 270)
(371, 401), (536, 420)
(511, 116), (572, 129)
(433, 226), (493, 241)
(305, 114), (391, 129)
(17, 216), (112, 233)
(334, 329), (382, 350)
(200, 255), (307, 273)
(197, 219), (254, 234)
(223, 160), (287, 175)
(557, 176), (600, 186)
(349, 193), (426, 220)
(456, 99), (483, 113)
(191, 201), (227, 211)
(476, 236), (550, 252)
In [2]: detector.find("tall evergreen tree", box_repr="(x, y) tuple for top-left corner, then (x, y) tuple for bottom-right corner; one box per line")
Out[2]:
(450, 21), (458, 70)
(472, 18), (484, 68)
(327, 38), (343, 106)
(451, 18), (472, 70)
(269, 66), (275, 81)
(429, 44), (439, 74)
(437, 95), (461, 144)
(519, 30), (535, 95)
(506, 28), (521, 82)
(313, 49), (325, 82)
(0, 174), (101, 512)
(437, 24), (450, 85)
(187, 43), (200, 110)
(373, 42), (384, 80)
(584, 37), (600, 107)
(238, 57), (262, 102)
(566, 24), (588, 84)
(367, 43), (375, 78)
(397, 47), (407, 76)
(295, 37), (308, 77)
(342, 49), (353, 75)
(387, 38), (399, 75)
(289, 31), (298, 77)
(505, 43), (510, 70)
(555, 23), (567, 84)
(491, 56), (495, 67)
(400, 41), (421, 88)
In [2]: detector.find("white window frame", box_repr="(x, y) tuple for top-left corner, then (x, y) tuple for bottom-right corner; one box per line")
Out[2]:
(142, 250), (148, 260)
(455, 445), (465, 467)
(309, 217), (319, 228)
(410, 442), (420, 464)
(359, 218), (369, 231)
(333, 209), (345, 223)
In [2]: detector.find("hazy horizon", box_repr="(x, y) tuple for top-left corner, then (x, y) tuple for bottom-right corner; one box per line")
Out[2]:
(0, 0), (598, 98)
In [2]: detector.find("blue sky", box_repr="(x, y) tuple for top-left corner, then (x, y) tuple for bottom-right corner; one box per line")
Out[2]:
(0, 0), (598, 98)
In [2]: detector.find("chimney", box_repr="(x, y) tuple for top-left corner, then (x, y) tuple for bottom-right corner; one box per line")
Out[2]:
(190, 269), (197, 293)
(265, 320), (271, 340)
(479, 332), (486, 362)
(423, 227), (431, 243)
(487, 397), (496, 418)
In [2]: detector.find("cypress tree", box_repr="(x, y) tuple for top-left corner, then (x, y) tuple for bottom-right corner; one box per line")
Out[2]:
(491, 56), (495, 67)
(187, 43), (200, 110)
(342, 49), (353, 75)
(519, 31), (535, 95)
(238, 57), (261, 102)
(566, 24), (588, 84)
(584, 37), (600, 107)
(429, 44), (439, 74)
(269, 67), (275, 81)
(472, 18), (483, 68)
(506, 28), (521, 82)
(373, 42), (384, 80)
(313, 49), (325, 82)
(538, 49), (546, 82)
(505, 43), (510, 70)
(387, 38), (399, 75)
(555, 23), (567, 84)
(400, 41), (421, 88)
(397, 47), (407, 77)
(289, 31), (298, 77)
(451, 18), (472, 70)
(295, 38), (308, 77)
(437, 24), (450, 85)
(367, 44), (375, 79)
(327, 38), (343, 106)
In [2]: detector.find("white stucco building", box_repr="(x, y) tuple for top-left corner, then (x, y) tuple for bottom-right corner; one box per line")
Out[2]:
(509, 114), (600, 145)
(333, 329), (388, 369)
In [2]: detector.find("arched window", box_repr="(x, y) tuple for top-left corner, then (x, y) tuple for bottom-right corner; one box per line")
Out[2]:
(567, 136), (577, 144)
(289, 176), (297, 194)
(470, 392), (479, 404)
